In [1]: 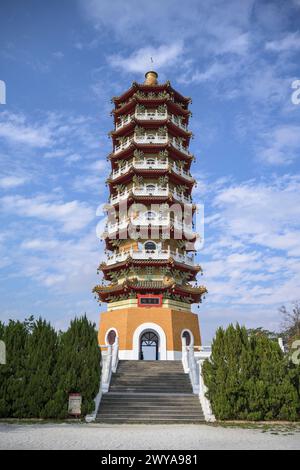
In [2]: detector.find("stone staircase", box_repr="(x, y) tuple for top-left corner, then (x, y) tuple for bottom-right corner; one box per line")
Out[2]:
(96, 360), (205, 423)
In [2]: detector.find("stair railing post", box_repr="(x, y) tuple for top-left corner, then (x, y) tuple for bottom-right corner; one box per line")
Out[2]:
(188, 343), (199, 394)
(101, 344), (112, 393)
(112, 337), (119, 373)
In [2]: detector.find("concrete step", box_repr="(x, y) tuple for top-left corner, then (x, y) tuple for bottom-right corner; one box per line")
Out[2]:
(96, 417), (205, 424)
(96, 360), (204, 424)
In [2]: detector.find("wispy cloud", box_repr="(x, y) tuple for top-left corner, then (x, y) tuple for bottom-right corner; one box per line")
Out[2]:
(266, 31), (300, 52)
(0, 175), (28, 189)
(0, 111), (52, 147)
(258, 125), (300, 165)
(0, 194), (95, 232)
(108, 42), (184, 73)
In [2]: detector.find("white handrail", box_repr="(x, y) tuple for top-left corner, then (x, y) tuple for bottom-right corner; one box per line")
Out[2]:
(85, 340), (119, 422)
(198, 359), (216, 422)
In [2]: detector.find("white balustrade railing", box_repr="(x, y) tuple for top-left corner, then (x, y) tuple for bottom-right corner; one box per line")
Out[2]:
(110, 158), (169, 180)
(133, 185), (169, 197)
(115, 114), (134, 130)
(182, 337), (199, 393)
(110, 187), (192, 205)
(171, 138), (191, 156)
(115, 112), (189, 131)
(114, 138), (133, 154)
(105, 216), (193, 234)
(169, 114), (188, 131)
(134, 134), (168, 145)
(135, 110), (167, 121)
(106, 247), (195, 266)
(171, 189), (192, 204)
(172, 163), (194, 181)
(198, 359), (216, 422)
(85, 340), (119, 422)
(181, 338), (216, 422)
(113, 134), (191, 156)
(110, 190), (130, 205)
(134, 158), (168, 170)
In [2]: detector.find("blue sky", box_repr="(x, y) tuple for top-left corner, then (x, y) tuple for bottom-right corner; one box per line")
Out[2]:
(0, 0), (300, 341)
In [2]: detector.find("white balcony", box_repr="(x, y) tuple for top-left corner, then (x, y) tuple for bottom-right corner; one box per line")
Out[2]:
(134, 134), (168, 145)
(115, 114), (134, 130)
(172, 163), (194, 181)
(171, 190), (192, 204)
(169, 114), (188, 131)
(113, 134), (168, 155)
(114, 138), (133, 154)
(110, 190), (130, 205)
(170, 138), (191, 156)
(133, 184), (169, 197)
(105, 216), (194, 236)
(105, 219), (129, 234)
(106, 247), (195, 266)
(110, 164), (131, 180)
(135, 110), (167, 121)
(110, 158), (169, 180)
(134, 158), (168, 170)
(110, 186), (192, 205)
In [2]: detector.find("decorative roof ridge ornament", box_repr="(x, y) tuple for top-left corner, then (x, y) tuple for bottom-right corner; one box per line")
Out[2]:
(144, 70), (158, 86)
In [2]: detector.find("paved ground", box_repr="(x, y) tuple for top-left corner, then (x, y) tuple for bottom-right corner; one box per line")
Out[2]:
(0, 423), (299, 450)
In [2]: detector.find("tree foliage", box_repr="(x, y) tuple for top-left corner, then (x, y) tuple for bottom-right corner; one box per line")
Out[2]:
(202, 323), (299, 421)
(0, 315), (100, 419)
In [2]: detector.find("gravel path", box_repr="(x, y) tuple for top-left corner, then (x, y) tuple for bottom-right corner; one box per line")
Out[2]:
(0, 423), (299, 450)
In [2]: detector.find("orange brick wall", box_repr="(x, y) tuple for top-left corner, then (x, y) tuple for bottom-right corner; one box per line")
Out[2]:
(98, 307), (201, 351)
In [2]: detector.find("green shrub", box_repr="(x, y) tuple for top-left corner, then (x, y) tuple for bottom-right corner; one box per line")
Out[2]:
(202, 323), (299, 421)
(0, 315), (101, 419)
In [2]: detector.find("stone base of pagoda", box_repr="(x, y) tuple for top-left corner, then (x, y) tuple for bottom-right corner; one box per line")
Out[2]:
(98, 307), (201, 360)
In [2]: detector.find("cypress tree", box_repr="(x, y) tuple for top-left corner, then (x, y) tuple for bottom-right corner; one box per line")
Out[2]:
(23, 317), (58, 418)
(0, 320), (28, 417)
(203, 323), (299, 421)
(44, 315), (101, 418)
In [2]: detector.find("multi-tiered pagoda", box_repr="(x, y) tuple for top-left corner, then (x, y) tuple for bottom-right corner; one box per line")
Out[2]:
(94, 71), (207, 360)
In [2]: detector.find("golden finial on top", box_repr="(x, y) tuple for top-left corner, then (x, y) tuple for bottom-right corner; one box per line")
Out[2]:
(144, 70), (158, 85)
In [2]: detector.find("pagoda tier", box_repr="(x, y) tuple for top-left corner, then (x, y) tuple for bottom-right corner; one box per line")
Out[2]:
(111, 117), (192, 142)
(93, 279), (206, 305)
(100, 256), (201, 281)
(95, 70), (206, 310)
(109, 139), (193, 163)
(102, 226), (197, 251)
(111, 80), (191, 107)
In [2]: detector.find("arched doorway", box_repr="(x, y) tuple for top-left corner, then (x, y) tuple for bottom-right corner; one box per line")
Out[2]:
(139, 330), (159, 360)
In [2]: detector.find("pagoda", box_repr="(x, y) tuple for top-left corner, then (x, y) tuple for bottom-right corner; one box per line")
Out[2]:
(94, 71), (207, 360)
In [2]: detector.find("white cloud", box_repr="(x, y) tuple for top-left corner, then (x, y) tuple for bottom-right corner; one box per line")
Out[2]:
(108, 42), (184, 73)
(0, 175), (28, 189)
(201, 175), (300, 314)
(0, 195), (95, 233)
(180, 61), (233, 84)
(0, 112), (52, 147)
(266, 31), (300, 52)
(18, 231), (102, 293)
(218, 32), (250, 55)
(258, 125), (300, 165)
